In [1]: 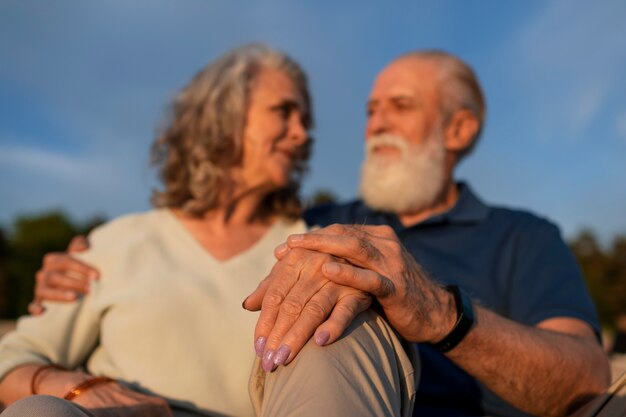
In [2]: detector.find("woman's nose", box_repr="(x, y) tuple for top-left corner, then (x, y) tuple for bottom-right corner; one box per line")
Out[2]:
(288, 113), (308, 144)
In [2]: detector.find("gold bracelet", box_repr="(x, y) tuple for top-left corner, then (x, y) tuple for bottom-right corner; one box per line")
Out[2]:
(64, 376), (115, 401)
(30, 364), (67, 395)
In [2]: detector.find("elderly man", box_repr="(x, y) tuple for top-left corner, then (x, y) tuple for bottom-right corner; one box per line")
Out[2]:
(243, 50), (610, 417)
(30, 50), (609, 417)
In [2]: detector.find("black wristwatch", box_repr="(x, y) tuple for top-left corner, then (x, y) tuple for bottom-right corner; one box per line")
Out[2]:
(430, 285), (475, 353)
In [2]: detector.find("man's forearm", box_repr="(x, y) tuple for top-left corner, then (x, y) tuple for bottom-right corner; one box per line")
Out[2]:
(447, 307), (610, 417)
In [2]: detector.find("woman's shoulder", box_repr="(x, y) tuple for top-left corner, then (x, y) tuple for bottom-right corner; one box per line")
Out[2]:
(86, 209), (170, 251)
(89, 209), (165, 240)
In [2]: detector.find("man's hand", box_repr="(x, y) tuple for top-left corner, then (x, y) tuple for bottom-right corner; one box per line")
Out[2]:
(284, 224), (611, 416)
(282, 224), (457, 344)
(243, 245), (372, 372)
(28, 235), (99, 315)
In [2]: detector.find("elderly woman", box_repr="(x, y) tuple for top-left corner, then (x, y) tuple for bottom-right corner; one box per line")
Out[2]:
(0, 45), (414, 417)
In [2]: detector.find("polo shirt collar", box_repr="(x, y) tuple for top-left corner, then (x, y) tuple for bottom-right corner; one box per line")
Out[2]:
(427, 181), (490, 225)
(374, 182), (490, 230)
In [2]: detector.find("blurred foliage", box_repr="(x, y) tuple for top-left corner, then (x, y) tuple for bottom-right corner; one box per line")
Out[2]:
(0, 211), (105, 318)
(306, 189), (339, 207)
(569, 229), (626, 328)
(0, 209), (624, 331)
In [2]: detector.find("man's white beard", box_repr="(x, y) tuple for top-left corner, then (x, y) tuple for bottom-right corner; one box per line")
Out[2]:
(359, 132), (447, 214)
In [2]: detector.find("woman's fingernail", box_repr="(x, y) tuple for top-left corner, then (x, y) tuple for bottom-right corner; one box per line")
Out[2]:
(254, 337), (266, 357)
(273, 345), (291, 366)
(64, 291), (77, 300)
(242, 297), (249, 309)
(323, 262), (340, 276)
(88, 271), (99, 280)
(315, 330), (331, 346)
(262, 350), (276, 372)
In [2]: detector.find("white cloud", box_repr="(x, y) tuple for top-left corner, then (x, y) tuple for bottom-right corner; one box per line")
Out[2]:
(0, 144), (101, 181)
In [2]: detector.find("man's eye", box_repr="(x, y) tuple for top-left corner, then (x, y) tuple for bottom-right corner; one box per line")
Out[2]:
(394, 102), (412, 111)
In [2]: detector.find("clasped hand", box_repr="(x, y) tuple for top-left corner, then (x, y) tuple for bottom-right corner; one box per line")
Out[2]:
(243, 224), (456, 372)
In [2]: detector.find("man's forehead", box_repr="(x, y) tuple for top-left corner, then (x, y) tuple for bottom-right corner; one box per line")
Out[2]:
(369, 58), (436, 100)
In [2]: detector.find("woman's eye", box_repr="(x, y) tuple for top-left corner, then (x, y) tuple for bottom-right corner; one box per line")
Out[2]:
(272, 104), (291, 119)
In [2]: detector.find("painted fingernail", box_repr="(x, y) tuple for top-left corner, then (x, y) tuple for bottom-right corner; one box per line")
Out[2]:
(254, 337), (266, 357)
(323, 262), (340, 276)
(315, 330), (330, 346)
(273, 345), (291, 366)
(262, 350), (276, 372)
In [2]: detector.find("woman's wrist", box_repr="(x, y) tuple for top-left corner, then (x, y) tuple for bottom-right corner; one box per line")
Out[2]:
(35, 368), (91, 398)
(64, 376), (115, 401)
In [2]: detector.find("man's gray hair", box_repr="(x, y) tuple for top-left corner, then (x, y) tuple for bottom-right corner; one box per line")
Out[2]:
(403, 50), (486, 158)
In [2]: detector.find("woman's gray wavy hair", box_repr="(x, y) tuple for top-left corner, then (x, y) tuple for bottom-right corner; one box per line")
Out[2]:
(151, 44), (313, 219)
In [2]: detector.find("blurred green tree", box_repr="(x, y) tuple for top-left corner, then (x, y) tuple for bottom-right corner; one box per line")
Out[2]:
(569, 230), (626, 328)
(1, 211), (105, 318)
(307, 189), (339, 207)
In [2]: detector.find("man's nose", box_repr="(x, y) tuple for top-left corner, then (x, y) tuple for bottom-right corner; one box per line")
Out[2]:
(366, 108), (389, 136)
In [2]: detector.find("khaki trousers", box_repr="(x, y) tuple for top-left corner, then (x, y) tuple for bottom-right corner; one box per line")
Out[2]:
(250, 309), (418, 417)
(1, 311), (417, 417)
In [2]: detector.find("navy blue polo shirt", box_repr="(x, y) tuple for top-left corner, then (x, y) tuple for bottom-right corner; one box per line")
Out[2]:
(304, 183), (599, 417)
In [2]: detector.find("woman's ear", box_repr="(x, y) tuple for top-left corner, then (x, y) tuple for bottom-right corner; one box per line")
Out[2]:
(443, 110), (480, 153)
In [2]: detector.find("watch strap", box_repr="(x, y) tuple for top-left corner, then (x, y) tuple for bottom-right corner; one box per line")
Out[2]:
(430, 285), (475, 353)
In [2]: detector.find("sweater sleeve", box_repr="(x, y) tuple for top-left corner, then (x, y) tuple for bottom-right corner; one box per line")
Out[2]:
(0, 218), (124, 380)
(0, 297), (101, 379)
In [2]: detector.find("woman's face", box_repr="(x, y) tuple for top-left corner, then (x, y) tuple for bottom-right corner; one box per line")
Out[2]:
(236, 68), (309, 194)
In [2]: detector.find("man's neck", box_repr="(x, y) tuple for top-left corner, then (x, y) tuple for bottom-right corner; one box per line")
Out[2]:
(397, 182), (459, 227)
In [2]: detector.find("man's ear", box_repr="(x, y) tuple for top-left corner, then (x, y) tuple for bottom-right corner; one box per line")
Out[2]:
(443, 110), (480, 153)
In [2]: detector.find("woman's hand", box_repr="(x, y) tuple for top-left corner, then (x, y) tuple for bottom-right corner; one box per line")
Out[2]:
(29, 235), (99, 315)
(243, 245), (372, 372)
(71, 382), (174, 417)
(37, 368), (173, 417)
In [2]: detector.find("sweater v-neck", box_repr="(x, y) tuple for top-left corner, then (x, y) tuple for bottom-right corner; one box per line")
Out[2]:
(159, 208), (289, 268)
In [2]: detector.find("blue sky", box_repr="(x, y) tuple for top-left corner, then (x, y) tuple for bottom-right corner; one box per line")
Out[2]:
(1, 0), (625, 243)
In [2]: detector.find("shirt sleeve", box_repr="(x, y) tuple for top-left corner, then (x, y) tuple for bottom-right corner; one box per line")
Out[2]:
(508, 219), (600, 335)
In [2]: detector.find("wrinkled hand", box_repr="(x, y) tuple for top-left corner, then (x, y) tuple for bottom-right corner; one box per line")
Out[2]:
(29, 235), (99, 315)
(282, 224), (457, 344)
(74, 382), (173, 417)
(243, 245), (372, 372)
(38, 369), (172, 417)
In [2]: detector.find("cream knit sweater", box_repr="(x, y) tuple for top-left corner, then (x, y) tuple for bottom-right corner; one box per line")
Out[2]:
(0, 209), (307, 417)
